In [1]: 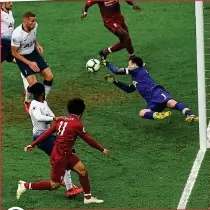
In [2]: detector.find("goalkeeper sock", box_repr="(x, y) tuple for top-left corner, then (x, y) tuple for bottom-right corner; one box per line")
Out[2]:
(144, 111), (156, 119)
(175, 103), (193, 116)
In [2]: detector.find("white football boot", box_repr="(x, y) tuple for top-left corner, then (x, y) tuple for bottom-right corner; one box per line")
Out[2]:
(16, 180), (26, 199)
(84, 196), (104, 204)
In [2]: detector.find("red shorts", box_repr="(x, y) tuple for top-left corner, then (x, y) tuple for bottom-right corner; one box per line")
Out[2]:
(104, 18), (129, 34)
(50, 147), (80, 182)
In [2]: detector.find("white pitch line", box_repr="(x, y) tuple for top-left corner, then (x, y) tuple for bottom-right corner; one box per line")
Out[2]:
(177, 149), (206, 210)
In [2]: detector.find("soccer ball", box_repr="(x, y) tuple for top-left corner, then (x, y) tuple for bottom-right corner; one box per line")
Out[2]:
(86, 59), (100, 73)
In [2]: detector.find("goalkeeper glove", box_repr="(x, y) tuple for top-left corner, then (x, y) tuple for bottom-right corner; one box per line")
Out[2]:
(101, 59), (108, 66)
(104, 75), (116, 83)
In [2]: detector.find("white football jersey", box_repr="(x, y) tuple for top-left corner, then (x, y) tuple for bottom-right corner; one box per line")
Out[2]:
(1, 9), (15, 39)
(11, 23), (38, 55)
(29, 100), (55, 135)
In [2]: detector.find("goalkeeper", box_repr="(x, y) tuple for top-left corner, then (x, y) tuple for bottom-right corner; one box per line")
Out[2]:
(102, 57), (199, 122)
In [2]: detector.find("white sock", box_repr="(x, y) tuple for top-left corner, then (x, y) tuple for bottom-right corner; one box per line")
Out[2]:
(25, 87), (32, 102)
(108, 47), (112, 53)
(20, 73), (29, 91)
(44, 85), (52, 99)
(64, 170), (73, 191)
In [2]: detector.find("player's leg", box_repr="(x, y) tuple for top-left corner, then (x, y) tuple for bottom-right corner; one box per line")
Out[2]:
(16, 58), (38, 113)
(33, 134), (82, 197)
(100, 20), (135, 59)
(167, 99), (199, 122)
(139, 108), (171, 120)
(71, 155), (103, 204)
(64, 169), (84, 197)
(143, 88), (172, 120)
(16, 180), (61, 199)
(24, 75), (37, 113)
(34, 51), (53, 99)
(33, 133), (55, 156)
(1, 45), (7, 63)
(20, 72), (29, 95)
(16, 153), (66, 199)
(63, 149), (83, 197)
(16, 155), (63, 199)
(39, 67), (54, 99)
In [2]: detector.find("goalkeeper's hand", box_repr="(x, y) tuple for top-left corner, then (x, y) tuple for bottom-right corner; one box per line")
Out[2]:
(101, 59), (108, 66)
(104, 75), (116, 83)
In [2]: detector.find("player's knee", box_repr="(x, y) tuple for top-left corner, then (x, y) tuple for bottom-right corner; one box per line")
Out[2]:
(79, 166), (87, 177)
(43, 71), (54, 82)
(117, 30), (128, 40)
(46, 74), (54, 82)
(50, 181), (60, 190)
(167, 99), (177, 108)
(139, 110), (146, 118)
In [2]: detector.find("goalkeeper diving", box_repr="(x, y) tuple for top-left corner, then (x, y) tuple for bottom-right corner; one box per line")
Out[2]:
(102, 57), (199, 122)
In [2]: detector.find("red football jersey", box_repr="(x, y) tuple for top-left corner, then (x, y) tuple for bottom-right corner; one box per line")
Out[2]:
(31, 114), (104, 154)
(86, 1), (124, 20)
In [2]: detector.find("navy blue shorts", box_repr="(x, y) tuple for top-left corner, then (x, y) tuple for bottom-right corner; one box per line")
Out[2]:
(33, 133), (55, 156)
(1, 38), (14, 63)
(146, 87), (173, 112)
(16, 49), (49, 78)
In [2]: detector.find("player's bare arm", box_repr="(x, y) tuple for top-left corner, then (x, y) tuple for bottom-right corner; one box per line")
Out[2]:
(11, 46), (40, 72)
(81, 1), (97, 19)
(126, 1), (141, 11)
(35, 40), (44, 55)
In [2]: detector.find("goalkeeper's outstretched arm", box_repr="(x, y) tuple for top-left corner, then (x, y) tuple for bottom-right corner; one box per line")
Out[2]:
(105, 75), (136, 93)
(104, 61), (130, 75)
(113, 80), (136, 93)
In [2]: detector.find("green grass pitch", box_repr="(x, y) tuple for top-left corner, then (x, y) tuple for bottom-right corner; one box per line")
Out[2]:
(2, 2), (209, 208)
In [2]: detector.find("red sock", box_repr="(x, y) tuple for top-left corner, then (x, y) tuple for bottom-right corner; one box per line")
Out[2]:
(79, 172), (91, 195)
(24, 181), (52, 190)
(104, 42), (125, 55)
(123, 36), (135, 56)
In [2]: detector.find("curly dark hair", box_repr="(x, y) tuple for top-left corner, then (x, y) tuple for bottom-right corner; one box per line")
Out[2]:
(67, 98), (86, 115)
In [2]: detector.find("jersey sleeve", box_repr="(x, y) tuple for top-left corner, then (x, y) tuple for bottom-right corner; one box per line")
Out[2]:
(30, 104), (54, 122)
(45, 102), (55, 118)
(83, 0), (98, 12)
(11, 31), (21, 47)
(106, 63), (138, 76)
(77, 123), (104, 152)
(106, 63), (129, 75)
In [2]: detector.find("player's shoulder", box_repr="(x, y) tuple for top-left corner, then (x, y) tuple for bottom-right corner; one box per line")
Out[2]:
(9, 10), (14, 16)
(43, 100), (48, 106)
(30, 100), (41, 109)
(67, 115), (83, 126)
(29, 100), (38, 115)
(12, 25), (23, 36)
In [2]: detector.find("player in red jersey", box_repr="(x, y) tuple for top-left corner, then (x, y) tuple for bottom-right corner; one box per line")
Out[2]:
(17, 98), (109, 204)
(81, 0), (141, 60)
